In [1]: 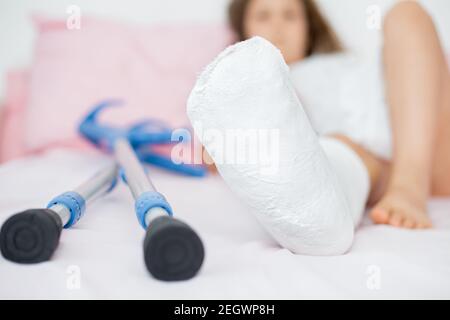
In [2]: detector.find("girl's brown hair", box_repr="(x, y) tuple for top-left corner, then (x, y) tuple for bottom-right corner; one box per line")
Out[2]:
(228, 0), (343, 57)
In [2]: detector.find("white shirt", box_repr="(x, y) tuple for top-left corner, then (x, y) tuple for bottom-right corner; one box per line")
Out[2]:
(289, 51), (392, 160)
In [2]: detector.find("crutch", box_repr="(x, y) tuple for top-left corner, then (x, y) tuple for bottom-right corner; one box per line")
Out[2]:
(0, 162), (118, 263)
(79, 102), (205, 281)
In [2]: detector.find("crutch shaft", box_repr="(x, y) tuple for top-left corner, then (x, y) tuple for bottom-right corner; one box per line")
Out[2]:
(47, 162), (118, 228)
(48, 204), (71, 227)
(114, 138), (156, 198)
(74, 162), (119, 204)
(114, 138), (172, 229)
(48, 162), (118, 227)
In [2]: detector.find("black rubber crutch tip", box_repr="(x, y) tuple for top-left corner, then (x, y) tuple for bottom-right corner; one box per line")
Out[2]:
(144, 216), (205, 281)
(0, 209), (62, 264)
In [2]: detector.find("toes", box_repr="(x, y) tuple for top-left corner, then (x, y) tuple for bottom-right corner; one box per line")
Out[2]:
(413, 212), (432, 229)
(370, 206), (390, 224)
(416, 222), (425, 229)
(370, 198), (433, 230)
(389, 211), (404, 227)
(402, 218), (416, 229)
(416, 221), (428, 229)
(416, 218), (433, 229)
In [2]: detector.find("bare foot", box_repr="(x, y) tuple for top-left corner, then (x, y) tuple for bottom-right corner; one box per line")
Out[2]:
(370, 183), (432, 229)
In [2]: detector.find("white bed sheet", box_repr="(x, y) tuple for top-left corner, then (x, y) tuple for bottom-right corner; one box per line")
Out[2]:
(0, 149), (449, 299)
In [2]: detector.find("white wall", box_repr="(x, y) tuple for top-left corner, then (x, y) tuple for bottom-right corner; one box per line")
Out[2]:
(0, 0), (230, 100)
(317, 0), (450, 57)
(1, 0), (449, 100)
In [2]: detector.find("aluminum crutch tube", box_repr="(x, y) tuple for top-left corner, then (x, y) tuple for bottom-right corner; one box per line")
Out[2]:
(0, 162), (118, 264)
(114, 138), (204, 281)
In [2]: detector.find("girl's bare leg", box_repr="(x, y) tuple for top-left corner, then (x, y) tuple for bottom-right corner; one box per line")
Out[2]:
(330, 134), (389, 206)
(370, 1), (450, 229)
(431, 52), (450, 196)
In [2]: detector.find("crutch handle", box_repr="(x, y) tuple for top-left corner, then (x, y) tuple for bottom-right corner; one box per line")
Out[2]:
(0, 209), (62, 263)
(144, 216), (204, 281)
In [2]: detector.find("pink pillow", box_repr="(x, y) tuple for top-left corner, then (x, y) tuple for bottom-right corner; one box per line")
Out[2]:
(23, 16), (234, 150)
(0, 70), (29, 162)
(0, 69), (94, 163)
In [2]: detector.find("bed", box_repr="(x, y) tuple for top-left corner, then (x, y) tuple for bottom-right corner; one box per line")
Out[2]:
(1, 0), (450, 300)
(0, 148), (449, 299)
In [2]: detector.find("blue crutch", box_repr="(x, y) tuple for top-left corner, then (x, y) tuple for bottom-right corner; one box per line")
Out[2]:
(79, 101), (205, 281)
(0, 162), (118, 263)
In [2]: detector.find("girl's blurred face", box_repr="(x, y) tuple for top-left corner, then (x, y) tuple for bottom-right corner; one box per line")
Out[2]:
(243, 0), (308, 64)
